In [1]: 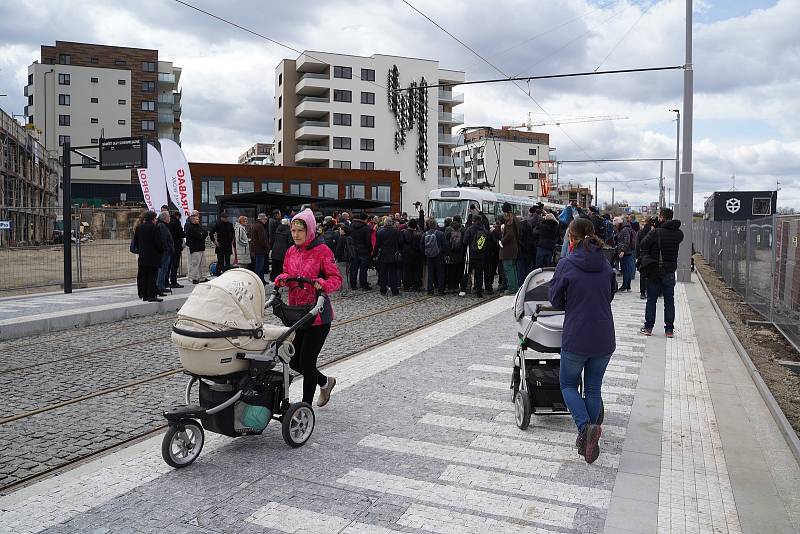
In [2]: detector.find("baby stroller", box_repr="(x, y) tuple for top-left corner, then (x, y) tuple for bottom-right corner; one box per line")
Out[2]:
(511, 268), (604, 429)
(160, 269), (324, 468)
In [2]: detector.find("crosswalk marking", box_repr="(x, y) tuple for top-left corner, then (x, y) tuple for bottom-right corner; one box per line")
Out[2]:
(470, 434), (620, 469)
(337, 469), (576, 528)
(470, 379), (636, 398)
(245, 502), (405, 534)
(398, 503), (559, 534)
(358, 433), (561, 477)
(498, 343), (518, 350)
(428, 390), (620, 410)
(490, 411), (627, 439)
(439, 465), (613, 508)
(469, 364), (513, 374)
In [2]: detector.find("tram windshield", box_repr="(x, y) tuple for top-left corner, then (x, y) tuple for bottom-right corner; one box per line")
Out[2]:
(428, 199), (468, 223)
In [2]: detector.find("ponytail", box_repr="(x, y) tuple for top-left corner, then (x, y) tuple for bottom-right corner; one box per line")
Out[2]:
(567, 218), (604, 251)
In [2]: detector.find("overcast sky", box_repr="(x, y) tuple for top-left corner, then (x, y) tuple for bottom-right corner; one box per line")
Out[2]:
(1, 0), (797, 210)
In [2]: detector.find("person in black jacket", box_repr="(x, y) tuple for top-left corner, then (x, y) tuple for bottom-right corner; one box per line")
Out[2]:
(133, 211), (163, 302)
(209, 211), (235, 274)
(167, 211), (185, 288)
(462, 215), (489, 297)
(348, 212), (373, 290)
(588, 206), (606, 242)
(400, 219), (423, 292)
(535, 213), (559, 268)
(184, 210), (208, 284)
(638, 208), (684, 337)
(269, 219), (292, 281)
(155, 212), (175, 295)
(375, 217), (401, 296)
(635, 217), (655, 299)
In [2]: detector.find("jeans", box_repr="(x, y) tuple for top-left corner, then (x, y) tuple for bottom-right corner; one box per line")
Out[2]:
(216, 252), (231, 274)
(516, 255), (532, 286)
(402, 257), (423, 290)
(502, 259), (518, 292)
(426, 256), (445, 292)
(645, 272), (677, 332)
(168, 250), (181, 285)
(620, 254), (635, 290)
(378, 261), (399, 294)
(535, 246), (552, 269)
(157, 253), (171, 290)
(289, 323), (331, 405)
(470, 259), (485, 294)
(559, 350), (611, 433)
(254, 254), (266, 282)
(350, 255), (370, 289)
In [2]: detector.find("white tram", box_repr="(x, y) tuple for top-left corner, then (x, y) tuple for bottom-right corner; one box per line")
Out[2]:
(427, 187), (566, 226)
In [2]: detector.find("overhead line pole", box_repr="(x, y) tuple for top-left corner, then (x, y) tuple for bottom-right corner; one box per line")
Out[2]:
(677, 0), (694, 283)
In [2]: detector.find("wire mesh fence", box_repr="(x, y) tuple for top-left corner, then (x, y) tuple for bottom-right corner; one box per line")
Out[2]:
(694, 214), (800, 352)
(0, 206), (215, 293)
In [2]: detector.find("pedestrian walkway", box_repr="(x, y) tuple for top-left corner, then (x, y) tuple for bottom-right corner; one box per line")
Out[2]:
(1, 282), (798, 533)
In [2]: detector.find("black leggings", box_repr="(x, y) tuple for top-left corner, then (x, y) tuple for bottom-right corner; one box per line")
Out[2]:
(289, 323), (331, 404)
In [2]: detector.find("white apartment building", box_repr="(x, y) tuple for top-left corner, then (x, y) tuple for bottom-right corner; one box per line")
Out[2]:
(274, 51), (465, 213)
(157, 60), (182, 145)
(238, 142), (275, 165)
(452, 128), (556, 199)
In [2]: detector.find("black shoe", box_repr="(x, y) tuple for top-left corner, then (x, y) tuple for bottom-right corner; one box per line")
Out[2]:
(391, 291), (400, 296)
(170, 283), (184, 289)
(427, 290), (434, 296)
(640, 293), (646, 299)
(582, 424), (602, 464)
(576, 433), (586, 456)
(157, 291), (168, 297)
(475, 292), (483, 298)
(146, 297), (163, 302)
(192, 280), (199, 284)
(199, 278), (209, 283)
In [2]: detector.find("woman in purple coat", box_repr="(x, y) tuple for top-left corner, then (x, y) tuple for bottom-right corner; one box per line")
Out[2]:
(549, 217), (616, 464)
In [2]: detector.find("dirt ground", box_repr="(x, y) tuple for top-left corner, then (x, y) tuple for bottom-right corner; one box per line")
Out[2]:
(696, 254), (800, 437)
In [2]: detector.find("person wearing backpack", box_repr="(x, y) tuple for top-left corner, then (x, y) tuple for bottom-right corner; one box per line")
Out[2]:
(400, 219), (423, 292)
(421, 217), (446, 295)
(615, 217), (636, 292)
(463, 214), (489, 297)
(444, 216), (464, 293)
(638, 208), (684, 338)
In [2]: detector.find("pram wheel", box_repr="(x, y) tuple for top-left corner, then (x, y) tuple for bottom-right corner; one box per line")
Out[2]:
(162, 419), (205, 468)
(282, 402), (315, 448)
(514, 391), (532, 430)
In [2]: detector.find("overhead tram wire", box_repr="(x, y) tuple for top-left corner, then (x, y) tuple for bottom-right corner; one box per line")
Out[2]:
(593, 2), (654, 72)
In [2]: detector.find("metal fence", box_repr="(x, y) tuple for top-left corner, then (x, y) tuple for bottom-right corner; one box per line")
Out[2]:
(0, 206), (215, 292)
(694, 214), (800, 352)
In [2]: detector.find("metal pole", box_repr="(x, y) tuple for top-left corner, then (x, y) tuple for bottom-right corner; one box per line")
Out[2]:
(745, 219), (751, 302)
(595, 177), (598, 207)
(62, 141), (72, 293)
(674, 111), (680, 203)
(659, 160), (665, 208)
(612, 187), (615, 206)
(677, 0), (694, 282)
(770, 212), (776, 323)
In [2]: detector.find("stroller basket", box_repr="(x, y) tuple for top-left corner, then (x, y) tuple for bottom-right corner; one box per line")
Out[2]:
(271, 297), (314, 328)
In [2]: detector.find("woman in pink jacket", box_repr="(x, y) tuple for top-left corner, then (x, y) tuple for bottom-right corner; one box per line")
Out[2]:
(274, 208), (343, 407)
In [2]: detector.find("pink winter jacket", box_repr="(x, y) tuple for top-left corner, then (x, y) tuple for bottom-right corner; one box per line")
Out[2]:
(275, 209), (342, 326)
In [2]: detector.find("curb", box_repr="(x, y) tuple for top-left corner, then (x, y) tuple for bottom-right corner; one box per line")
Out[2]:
(696, 269), (800, 467)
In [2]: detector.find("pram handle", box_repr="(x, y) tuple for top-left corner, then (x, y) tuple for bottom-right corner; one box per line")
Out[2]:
(536, 304), (563, 313)
(272, 295), (326, 347)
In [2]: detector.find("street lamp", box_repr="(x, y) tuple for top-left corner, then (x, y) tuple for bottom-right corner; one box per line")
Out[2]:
(670, 109), (680, 208)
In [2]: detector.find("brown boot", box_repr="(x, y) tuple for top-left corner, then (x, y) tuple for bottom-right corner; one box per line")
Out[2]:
(317, 377), (337, 407)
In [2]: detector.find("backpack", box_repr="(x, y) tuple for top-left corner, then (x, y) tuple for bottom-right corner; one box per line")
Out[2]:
(341, 236), (357, 262)
(424, 230), (440, 258)
(470, 227), (488, 255)
(449, 228), (463, 252)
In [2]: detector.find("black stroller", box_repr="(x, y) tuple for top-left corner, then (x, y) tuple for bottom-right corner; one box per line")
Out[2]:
(161, 270), (324, 468)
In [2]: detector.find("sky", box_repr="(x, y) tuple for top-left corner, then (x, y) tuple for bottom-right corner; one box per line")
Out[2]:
(0, 0), (797, 211)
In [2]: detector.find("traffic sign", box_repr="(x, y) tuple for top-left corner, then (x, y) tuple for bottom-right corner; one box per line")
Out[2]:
(0, 220), (11, 230)
(99, 137), (146, 170)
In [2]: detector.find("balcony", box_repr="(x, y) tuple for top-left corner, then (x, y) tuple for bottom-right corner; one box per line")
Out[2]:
(438, 111), (464, 125)
(438, 89), (464, 104)
(296, 75), (330, 97)
(438, 155), (464, 166)
(158, 72), (175, 85)
(158, 112), (175, 124)
(437, 133), (459, 146)
(24, 85), (31, 97)
(296, 54), (329, 74)
(158, 93), (174, 105)
(295, 95), (330, 119)
(295, 121), (330, 141)
(296, 144), (330, 164)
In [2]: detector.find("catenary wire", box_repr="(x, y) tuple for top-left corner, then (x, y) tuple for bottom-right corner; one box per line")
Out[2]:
(593, 2), (655, 72)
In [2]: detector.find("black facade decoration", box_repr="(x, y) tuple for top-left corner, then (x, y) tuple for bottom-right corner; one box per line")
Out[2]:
(387, 65), (429, 181)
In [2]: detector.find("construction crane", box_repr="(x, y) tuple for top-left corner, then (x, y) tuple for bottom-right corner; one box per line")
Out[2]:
(502, 112), (629, 131)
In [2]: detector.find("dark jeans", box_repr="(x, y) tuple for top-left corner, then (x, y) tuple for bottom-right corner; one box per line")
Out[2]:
(516, 255), (533, 285)
(426, 256), (445, 293)
(446, 260), (464, 290)
(254, 254), (266, 282)
(216, 252), (232, 274)
(157, 253), (171, 290)
(645, 272), (677, 332)
(620, 254), (635, 290)
(350, 255), (370, 289)
(559, 350), (611, 433)
(470, 259), (485, 294)
(137, 264), (158, 299)
(402, 257), (423, 290)
(168, 250), (181, 285)
(378, 261), (399, 294)
(289, 323), (331, 405)
(639, 270), (647, 295)
(535, 246), (552, 269)
(270, 259), (284, 282)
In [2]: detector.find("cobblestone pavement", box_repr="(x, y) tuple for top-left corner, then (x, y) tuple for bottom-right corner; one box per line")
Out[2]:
(0, 293), (650, 533)
(0, 289), (487, 489)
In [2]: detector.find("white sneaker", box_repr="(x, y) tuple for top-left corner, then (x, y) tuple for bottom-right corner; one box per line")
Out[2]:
(458, 291), (466, 297)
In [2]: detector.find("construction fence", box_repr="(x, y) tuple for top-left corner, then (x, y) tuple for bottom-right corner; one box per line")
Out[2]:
(694, 214), (800, 352)
(0, 206), (215, 292)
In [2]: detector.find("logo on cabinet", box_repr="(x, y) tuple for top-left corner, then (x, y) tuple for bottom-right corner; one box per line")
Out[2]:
(725, 198), (741, 214)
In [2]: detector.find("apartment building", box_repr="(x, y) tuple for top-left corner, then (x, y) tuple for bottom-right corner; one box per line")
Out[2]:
(238, 142), (275, 165)
(274, 51), (464, 213)
(24, 41), (181, 202)
(553, 184), (593, 207)
(452, 128), (556, 200)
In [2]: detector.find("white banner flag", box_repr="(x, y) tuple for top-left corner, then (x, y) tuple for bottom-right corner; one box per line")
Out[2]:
(136, 144), (169, 214)
(159, 138), (195, 224)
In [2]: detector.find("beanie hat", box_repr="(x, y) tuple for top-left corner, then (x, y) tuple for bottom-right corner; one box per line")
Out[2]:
(501, 202), (512, 214)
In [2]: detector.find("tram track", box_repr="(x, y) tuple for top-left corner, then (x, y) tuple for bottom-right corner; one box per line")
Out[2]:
(0, 293), (499, 495)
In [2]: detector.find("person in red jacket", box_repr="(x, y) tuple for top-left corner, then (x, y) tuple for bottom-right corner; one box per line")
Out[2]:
(274, 208), (343, 407)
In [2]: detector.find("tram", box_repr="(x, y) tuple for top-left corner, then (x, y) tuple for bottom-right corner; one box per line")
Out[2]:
(427, 187), (566, 226)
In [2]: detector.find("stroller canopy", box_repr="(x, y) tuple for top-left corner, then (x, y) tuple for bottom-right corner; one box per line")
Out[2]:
(177, 269), (266, 332)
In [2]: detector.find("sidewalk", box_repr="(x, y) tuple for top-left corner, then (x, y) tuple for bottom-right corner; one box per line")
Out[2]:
(1, 283), (798, 533)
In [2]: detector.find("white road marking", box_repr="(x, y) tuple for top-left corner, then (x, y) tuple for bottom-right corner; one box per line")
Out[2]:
(337, 469), (576, 528)
(470, 434), (619, 469)
(498, 343), (518, 350)
(491, 412), (627, 437)
(428, 390), (619, 409)
(245, 502), (405, 534)
(469, 364), (513, 375)
(358, 433), (560, 477)
(398, 503), (560, 534)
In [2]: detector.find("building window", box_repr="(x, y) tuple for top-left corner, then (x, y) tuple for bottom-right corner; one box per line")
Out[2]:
(278, 95), (282, 108)
(361, 92), (375, 104)
(528, 148), (537, 156)
(333, 89), (352, 103)
(278, 118), (282, 131)
(58, 135), (70, 146)
(371, 184), (391, 202)
(142, 61), (156, 72)
(58, 94), (70, 106)
(333, 66), (352, 79)
(58, 54), (71, 65)
(513, 183), (535, 191)
(90, 77), (99, 83)
(333, 113), (352, 126)
(201, 177), (225, 204)
(360, 115), (375, 128)
(261, 181), (282, 193)
(142, 120), (155, 130)
(118, 79), (126, 85)
(345, 183), (365, 199)
(141, 101), (155, 111)
(91, 118), (99, 124)
(141, 81), (155, 92)
(513, 160), (535, 167)
(332, 137), (351, 150)
(278, 73), (282, 85)
(289, 182), (312, 196)
(361, 68), (375, 82)
(232, 178), (255, 194)
(318, 183), (338, 199)
(277, 141), (281, 153)
(90, 57), (98, 64)
(58, 114), (70, 126)
(360, 161), (375, 170)
(360, 138), (374, 151)
(528, 172), (539, 180)
(752, 198), (772, 215)
(58, 73), (70, 85)
(28, 73), (33, 84)
(91, 97), (99, 103)
(81, 155), (97, 168)
(332, 160), (351, 169)
(118, 119), (126, 125)
(115, 59), (126, 65)
(118, 99), (126, 105)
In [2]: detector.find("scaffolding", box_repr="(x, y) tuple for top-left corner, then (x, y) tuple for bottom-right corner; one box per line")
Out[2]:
(0, 108), (60, 247)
